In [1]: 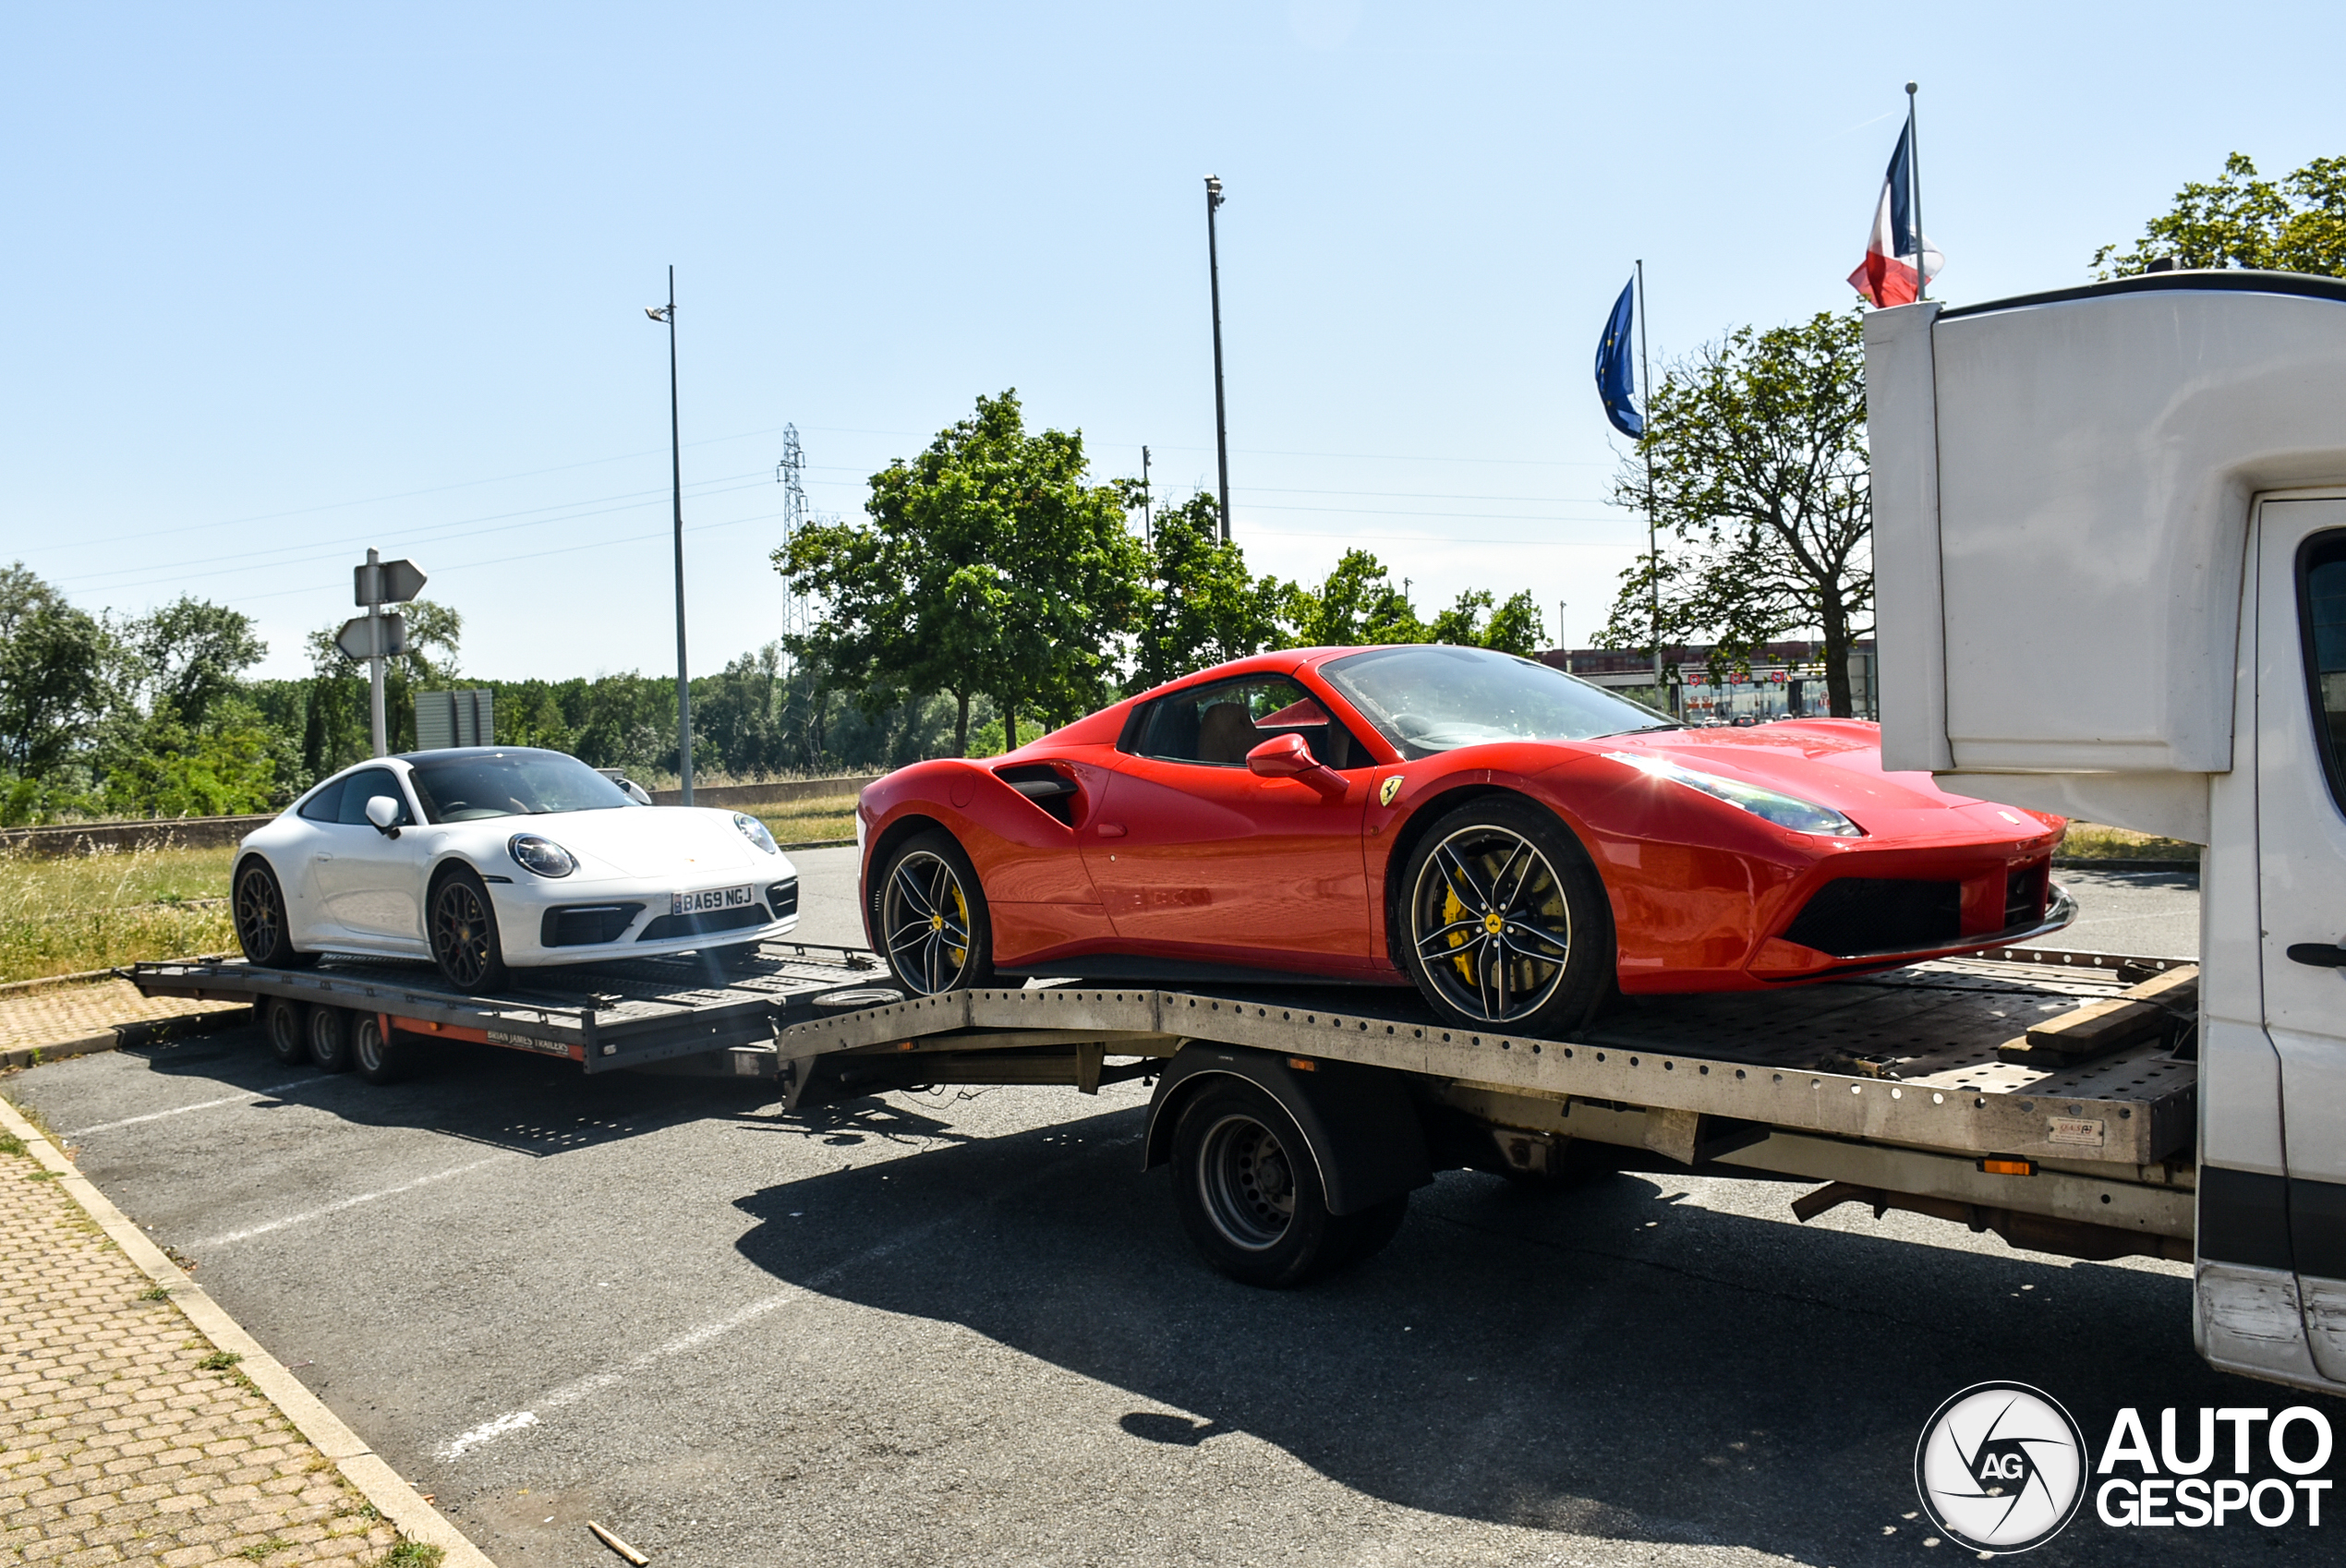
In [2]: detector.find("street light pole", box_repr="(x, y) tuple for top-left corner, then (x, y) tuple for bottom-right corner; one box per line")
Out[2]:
(1204, 175), (1231, 544)
(647, 267), (694, 805)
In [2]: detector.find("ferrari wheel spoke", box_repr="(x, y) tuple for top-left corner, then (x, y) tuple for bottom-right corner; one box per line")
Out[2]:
(1501, 923), (1570, 962)
(893, 864), (937, 921)
(1432, 841), (1492, 911)
(1413, 915), (1484, 959)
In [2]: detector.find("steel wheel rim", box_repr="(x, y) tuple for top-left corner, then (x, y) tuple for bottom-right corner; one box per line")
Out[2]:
(1409, 824), (1572, 1023)
(431, 880), (495, 987)
(266, 1002), (300, 1056)
(235, 866), (280, 957)
(881, 850), (974, 995)
(354, 1019), (384, 1073)
(1197, 1112), (1297, 1250)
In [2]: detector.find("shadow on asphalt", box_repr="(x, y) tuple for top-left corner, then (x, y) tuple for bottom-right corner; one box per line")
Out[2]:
(728, 1104), (2342, 1568)
(109, 1025), (975, 1156)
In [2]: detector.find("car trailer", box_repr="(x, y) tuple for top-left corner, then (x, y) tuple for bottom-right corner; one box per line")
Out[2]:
(127, 944), (2203, 1285)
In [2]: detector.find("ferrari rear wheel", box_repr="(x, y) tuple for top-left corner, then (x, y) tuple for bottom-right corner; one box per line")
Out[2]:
(872, 831), (995, 996)
(1397, 797), (1612, 1037)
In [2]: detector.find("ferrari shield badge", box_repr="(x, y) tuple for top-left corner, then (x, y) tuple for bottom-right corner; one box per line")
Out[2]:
(1379, 776), (1403, 807)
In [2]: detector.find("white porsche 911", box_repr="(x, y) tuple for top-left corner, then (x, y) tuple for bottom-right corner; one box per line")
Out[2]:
(230, 747), (800, 991)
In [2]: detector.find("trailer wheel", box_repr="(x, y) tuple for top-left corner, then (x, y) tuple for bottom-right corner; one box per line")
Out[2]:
(305, 1006), (353, 1073)
(232, 858), (315, 971)
(1397, 796), (1613, 1036)
(351, 1014), (407, 1086)
(1170, 1079), (1401, 1287)
(261, 995), (308, 1067)
(429, 865), (509, 993)
(871, 831), (996, 997)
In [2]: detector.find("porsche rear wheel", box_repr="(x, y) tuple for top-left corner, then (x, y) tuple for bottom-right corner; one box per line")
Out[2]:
(232, 858), (314, 970)
(872, 831), (995, 996)
(429, 865), (509, 994)
(1397, 797), (1612, 1037)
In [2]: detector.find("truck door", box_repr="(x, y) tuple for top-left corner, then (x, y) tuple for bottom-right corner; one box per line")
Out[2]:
(2254, 497), (2346, 1383)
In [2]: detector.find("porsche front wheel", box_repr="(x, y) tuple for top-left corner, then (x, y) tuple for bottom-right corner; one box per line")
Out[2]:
(872, 831), (995, 996)
(429, 865), (509, 994)
(1397, 798), (1612, 1037)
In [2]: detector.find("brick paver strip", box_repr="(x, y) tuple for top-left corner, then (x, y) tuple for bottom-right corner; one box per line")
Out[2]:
(0, 983), (245, 1067)
(0, 1097), (493, 1567)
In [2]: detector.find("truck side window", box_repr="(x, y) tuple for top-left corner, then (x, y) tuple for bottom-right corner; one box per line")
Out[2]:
(2304, 530), (2346, 813)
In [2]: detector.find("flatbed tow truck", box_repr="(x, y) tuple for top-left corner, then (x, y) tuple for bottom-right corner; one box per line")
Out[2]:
(126, 935), (2203, 1279)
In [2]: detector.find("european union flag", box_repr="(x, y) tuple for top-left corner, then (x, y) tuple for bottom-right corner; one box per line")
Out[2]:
(1595, 276), (1642, 439)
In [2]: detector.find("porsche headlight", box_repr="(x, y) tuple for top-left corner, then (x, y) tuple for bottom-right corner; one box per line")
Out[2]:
(1603, 753), (1864, 838)
(733, 813), (780, 855)
(508, 834), (577, 877)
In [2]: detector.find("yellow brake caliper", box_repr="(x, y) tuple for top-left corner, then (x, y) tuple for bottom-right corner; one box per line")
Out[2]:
(1444, 883), (1477, 985)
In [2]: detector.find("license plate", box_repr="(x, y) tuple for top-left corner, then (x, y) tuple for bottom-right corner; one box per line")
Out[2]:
(673, 884), (756, 916)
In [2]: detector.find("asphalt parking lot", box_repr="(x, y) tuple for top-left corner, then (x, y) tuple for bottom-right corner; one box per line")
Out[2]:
(16, 859), (2330, 1568)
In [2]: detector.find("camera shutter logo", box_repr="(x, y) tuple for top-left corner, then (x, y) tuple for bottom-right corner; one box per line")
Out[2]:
(1915, 1382), (2088, 1553)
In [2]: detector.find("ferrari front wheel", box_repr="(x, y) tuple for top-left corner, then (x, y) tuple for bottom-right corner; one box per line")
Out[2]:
(872, 831), (995, 996)
(1397, 797), (1612, 1037)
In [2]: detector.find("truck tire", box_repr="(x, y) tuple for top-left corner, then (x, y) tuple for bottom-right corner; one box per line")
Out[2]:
(261, 995), (308, 1067)
(1397, 796), (1613, 1037)
(232, 859), (315, 971)
(1169, 1079), (1404, 1287)
(350, 1014), (408, 1086)
(871, 831), (995, 997)
(306, 1006), (353, 1073)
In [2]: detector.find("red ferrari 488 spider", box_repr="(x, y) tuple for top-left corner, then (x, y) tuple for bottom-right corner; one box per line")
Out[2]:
(856, 645), (2074, 1035)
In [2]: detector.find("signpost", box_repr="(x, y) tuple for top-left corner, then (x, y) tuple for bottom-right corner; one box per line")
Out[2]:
(342, 549), (427, 756)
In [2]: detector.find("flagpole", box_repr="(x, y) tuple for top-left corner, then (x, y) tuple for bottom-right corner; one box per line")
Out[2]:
(1905, 82), (1925, 301)
(1636, 259), (1665, 715)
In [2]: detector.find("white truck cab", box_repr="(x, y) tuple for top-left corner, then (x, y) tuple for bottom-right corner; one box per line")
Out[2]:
(1868, 272), (2346, 1393)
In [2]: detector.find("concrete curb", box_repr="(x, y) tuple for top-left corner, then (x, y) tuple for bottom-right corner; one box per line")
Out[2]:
(777, 836), (855, 851)
(0, 1094), (497, 1568)
(0, 1005), (252, 1073)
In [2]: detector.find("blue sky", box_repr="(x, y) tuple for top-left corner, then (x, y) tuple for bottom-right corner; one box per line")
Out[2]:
(5, 1), (2340, 682)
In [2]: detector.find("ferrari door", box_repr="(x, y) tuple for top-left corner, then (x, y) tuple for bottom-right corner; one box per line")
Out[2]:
(2255, 498), (2346, 1385)
(1082, 673), (1373, 967)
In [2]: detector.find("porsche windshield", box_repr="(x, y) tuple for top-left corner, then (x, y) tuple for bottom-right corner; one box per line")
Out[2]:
(1321, 645), (1675, 758)
(405, 750), (636, 823)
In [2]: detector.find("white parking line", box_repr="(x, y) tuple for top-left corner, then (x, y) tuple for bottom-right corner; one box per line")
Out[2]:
(68, 1080), (314, 1138)
(436, 1130), (1142, 1461)
(193, 1155), (512, 1248)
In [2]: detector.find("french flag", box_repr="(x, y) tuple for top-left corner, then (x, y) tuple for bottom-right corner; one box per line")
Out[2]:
(1847, 122), (1942, 307)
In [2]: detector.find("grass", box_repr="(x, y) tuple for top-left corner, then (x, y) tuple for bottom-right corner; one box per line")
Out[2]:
(376, 1542), (444, 1568)
(196, 1349), (242, 1371)
(2059, 822), (2202, 862)
(0, 841), (237, 983)
(754, 794), (858, 848)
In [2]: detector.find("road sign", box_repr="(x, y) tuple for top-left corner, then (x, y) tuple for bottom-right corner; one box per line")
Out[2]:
(355, 558), (428, 607)
(335, 613), (406, 661)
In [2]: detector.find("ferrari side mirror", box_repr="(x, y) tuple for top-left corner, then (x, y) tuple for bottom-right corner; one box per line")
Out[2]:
(1246, 733), (1348, 800)
(364, 794), (403, 838)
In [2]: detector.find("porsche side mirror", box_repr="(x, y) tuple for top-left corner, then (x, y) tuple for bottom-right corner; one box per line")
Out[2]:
(619, 778), (653, 805)
(1245, 733), (1348, 800)
(364, 794), (403, 838)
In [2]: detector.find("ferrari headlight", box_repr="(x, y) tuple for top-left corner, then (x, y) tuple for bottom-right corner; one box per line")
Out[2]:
(1604, 753), (1864, 838)
(508, 834), (577, 877)
(733, 813), (780, 855)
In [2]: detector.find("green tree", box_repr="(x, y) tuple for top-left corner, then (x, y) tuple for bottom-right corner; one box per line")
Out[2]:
(1129, 492), (1288, 692)
(1426, 588), (1546, 656)
(1278, 549), (1424, 647)
(1597, 310), (1872, 715)
(0, 563), (117, 790)
(2094, 152), (2346, 278)
(128, 597), (264, 730)
(780, 391), (1147, 754)
(300, 597), (465, 768)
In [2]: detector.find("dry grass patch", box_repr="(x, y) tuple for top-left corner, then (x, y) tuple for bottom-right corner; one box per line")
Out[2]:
(2059, 822), (2202, 862)
(755, 794), (858, 848)
(0, 841), (238, 982)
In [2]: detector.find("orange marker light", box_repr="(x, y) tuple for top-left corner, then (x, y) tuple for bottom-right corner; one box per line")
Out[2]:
(1977, 1157), (2037, 1176)
(1287, 1056), (1318, 1072)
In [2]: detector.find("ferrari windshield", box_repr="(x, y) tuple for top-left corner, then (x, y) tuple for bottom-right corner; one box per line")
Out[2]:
(1322, 645), (1675, 758)
(405, 749), (636, 823)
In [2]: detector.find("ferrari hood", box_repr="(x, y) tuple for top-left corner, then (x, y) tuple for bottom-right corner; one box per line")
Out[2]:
(1594, 721), (2062, 840)
(503, 805), (768, 880)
